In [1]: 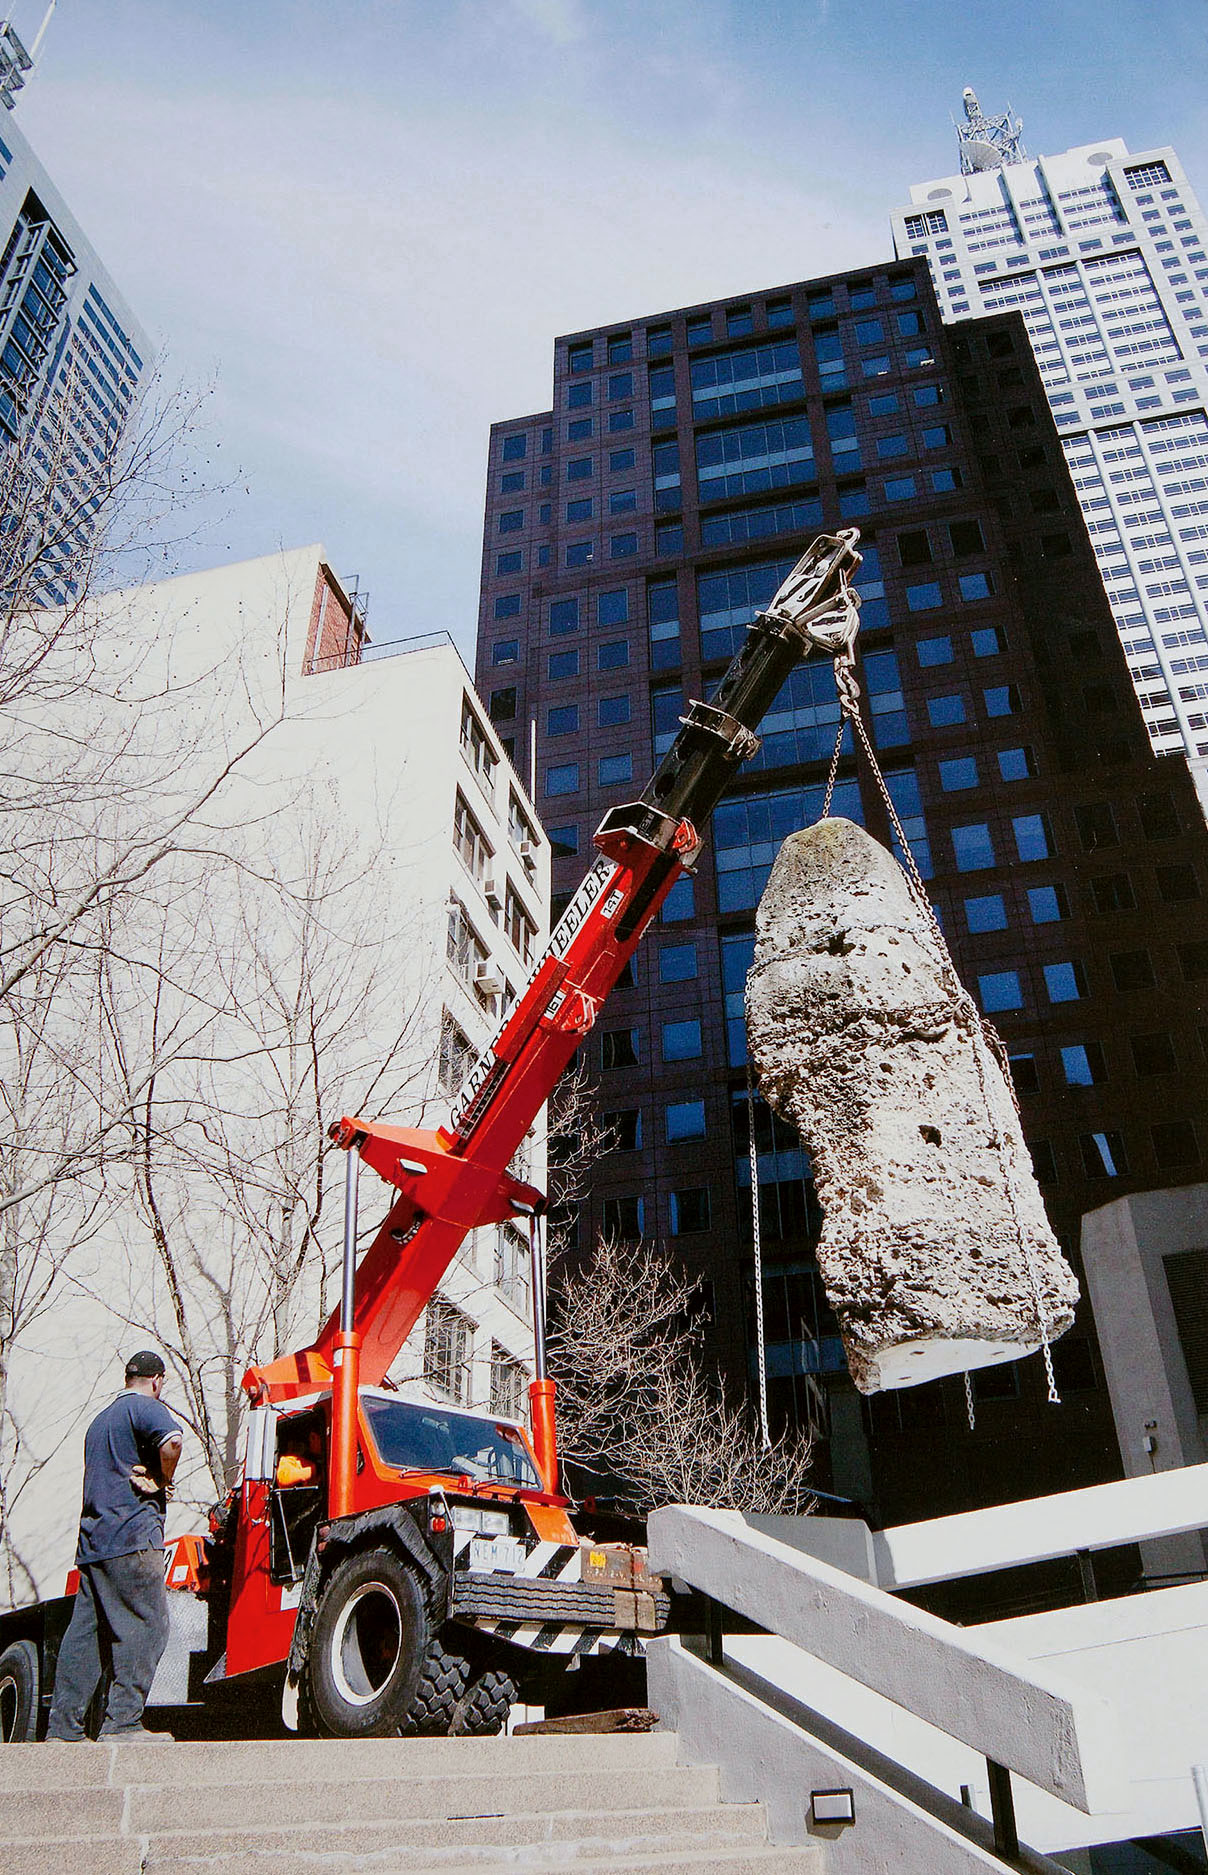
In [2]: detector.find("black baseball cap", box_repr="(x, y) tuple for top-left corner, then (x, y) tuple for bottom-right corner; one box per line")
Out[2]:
(125, 1350), (166, 1380)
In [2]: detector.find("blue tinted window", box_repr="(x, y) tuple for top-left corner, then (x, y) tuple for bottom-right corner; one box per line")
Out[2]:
(908, 582), (943, 611)
(494, 593), (521, 619)
(598, 589), (629, 625)
(877, 434), (909, 459)
(548, 649), (578, 679)
(931, 468), (960, 492)
(998, 746), (1035, 781)
(971, 623), (1002, 651)
(598, 639), (630, 670)
(840, 484), (870, 516)
(984, 686), (1020, 717)
(659, 942), (698, 982)
(546, 763), (579, 796)
(500, 470), (525, 491)
(609, 448), (636, 472)
(666, 1100), (706, 1140)
(598, 694), (630, 727)
(696, 415), (816, 498)
(1061, 1045), (1101, 1087)
(568, 342), (593, 373)
(546, 824), (578, 855)
(855, 318), (885, 345)
(940, 756), (978, 791)
(609, 409), (635, 433)
(884, 475), (916, 500)
(646, 325), (672, 356)
(501, 433), (527, 461)
(608, 373), (633, 399)
(914, 384), (943, 406)
(917, 635), (953, 666)
(549, 598), (579, 634)
(897, 309), (925, 336)
(713, 778), (864, 909)
(608, 335), (632, 364)
(568, 417), (593, 441)
(565, 498), (593, 522)
(961, 574), (995, 603)
(661, 876), (694, 922)
(567, 382), (592, 408)
(547, 704), (578, 735)
(598, 753), (633, 786)
(1028, 885), (1068, 923)
(610, 532), (638, 558)
(965, 894), (1006, 932)
(496, 550), (523, 573)
(493, 639), (519, 665)
(498, 510), (524, 533)
(565, 541), (593, 567)
(610, 489), (637, 514)
(1045, 961), (1087, 1002)
(566, 457), (593, 482)
(928, 694), (966, 726)
(891, 278), (918, 301)
(979, 970), (1023, 1012)
(662, 1018), (703, 1060)
(1013, 814), (1053, 861)
(869, 392), (900, 415)
(953, 823), (995, 870)
(766, 298), (794, 328)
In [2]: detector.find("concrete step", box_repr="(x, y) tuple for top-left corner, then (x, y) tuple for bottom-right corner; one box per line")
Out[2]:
(0, 1844), (143, 1875)
(0, 1787), (126, 1839)
(140, 1802), (768, 1872)
(0, 1728), (680, 1791)
(128, 1763), (721, 1835)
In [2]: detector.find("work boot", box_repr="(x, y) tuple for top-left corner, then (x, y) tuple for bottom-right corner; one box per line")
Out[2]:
(99, 1723), (173, 1742)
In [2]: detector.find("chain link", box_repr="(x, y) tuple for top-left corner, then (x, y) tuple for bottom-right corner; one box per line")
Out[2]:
(823, 638), (1062, 1407)
(964, 1370), (977, 1432)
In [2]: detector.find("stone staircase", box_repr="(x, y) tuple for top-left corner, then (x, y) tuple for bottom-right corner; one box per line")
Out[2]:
(0, 1730), (827, 1874)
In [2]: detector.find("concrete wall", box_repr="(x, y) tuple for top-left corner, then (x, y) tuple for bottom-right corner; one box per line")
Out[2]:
(1082, 1184), (1208, 1578)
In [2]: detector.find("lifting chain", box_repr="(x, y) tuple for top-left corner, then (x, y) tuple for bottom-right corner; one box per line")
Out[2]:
(820, 628), (1062, 1412)
(746, 1062), (773, 1452)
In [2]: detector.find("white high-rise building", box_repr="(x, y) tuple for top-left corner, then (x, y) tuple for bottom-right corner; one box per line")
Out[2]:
(891, 94), (1208, 812)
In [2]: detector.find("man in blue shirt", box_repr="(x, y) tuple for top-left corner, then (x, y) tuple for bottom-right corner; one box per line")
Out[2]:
(46, 1351), (183, 1741)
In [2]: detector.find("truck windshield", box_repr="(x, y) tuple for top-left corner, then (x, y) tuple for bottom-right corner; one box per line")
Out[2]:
(362, 1398), (540, 1488)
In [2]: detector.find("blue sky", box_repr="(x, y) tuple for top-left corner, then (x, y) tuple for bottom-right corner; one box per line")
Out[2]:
(16, 0), (1208, 658)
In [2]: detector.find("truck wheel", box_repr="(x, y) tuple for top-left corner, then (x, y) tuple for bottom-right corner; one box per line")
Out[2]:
(0, 1639), (39, 1743)
(303, 1547), (428, 1738)
(396, 1632), (471, 1736)
(451, 1665), (516, 1736)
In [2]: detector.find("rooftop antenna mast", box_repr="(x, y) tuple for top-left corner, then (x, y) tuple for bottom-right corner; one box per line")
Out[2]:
(954, 85), (1026, 174)
(0, 1), (56, 108)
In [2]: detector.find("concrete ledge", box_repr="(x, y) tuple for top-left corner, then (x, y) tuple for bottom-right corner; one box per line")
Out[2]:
(647, 1635), (1069, 1872)
(648, 1504), (1125, 1812)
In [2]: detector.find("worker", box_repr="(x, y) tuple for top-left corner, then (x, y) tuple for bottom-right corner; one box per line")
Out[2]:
(46, 1350), (184, 1742)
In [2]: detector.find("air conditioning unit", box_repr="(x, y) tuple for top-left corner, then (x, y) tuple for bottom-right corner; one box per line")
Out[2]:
(475, 962), (504, 997)
(483, 875), (503, 910)
(518, 839), (537, 870)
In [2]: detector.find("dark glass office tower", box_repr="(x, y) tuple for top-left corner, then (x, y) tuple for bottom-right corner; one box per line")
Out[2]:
(474, 259), (1208, 1578)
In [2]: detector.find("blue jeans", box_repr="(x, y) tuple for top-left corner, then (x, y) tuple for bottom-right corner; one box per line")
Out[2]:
(46, 1549), (169, 1738)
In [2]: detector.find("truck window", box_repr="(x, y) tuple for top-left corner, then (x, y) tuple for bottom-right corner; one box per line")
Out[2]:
(362, 1399), (540, 1488)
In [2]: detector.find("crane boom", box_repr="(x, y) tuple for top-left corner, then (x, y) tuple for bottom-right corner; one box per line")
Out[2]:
(243, 530), (862, 1423)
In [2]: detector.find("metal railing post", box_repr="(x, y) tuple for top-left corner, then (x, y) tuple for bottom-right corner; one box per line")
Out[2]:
(986, 1759), (1019, 1861)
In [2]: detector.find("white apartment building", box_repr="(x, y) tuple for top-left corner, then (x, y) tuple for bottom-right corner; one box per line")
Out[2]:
(891, 101), (1208, 813)
(4, 544), (551, 1593)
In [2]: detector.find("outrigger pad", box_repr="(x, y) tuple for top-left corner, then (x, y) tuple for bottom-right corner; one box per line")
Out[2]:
(746, 818), (1078, 1394)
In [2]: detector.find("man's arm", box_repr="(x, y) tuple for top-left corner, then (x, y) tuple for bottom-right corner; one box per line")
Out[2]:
(157, 1434), (182, 1491)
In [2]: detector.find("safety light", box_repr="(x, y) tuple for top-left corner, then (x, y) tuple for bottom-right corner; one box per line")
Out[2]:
(450, 1504), (512, 1538)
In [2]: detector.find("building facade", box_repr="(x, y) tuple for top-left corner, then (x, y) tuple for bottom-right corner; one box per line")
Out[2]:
(0, 110), (152, 598)
(891, 109), (1208, 813)
(5, 544), (549, 1593)
(474, 260), (1208, 1569)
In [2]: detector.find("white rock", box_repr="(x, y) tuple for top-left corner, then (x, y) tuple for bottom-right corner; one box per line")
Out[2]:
(745, 817), (1078, 1394)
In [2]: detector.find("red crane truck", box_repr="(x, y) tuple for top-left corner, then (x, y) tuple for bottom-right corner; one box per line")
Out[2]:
(0, 530), (863, 1744)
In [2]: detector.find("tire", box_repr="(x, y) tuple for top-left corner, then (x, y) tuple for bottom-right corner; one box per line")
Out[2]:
(303, 1547), (429, 1738)
(0, 1639), (39, 1743)
(396, 1631), (472, 1737)
(451, 1665), (516, 1737)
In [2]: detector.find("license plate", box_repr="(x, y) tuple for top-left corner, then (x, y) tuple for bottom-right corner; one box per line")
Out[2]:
(468, 1535), (527, 1574)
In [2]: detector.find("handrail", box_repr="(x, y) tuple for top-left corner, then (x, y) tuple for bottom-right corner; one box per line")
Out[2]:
(647, 1503), (1125, 1817)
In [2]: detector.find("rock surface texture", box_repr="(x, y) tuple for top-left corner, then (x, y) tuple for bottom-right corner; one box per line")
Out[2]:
(745, 818), (1078, 1393)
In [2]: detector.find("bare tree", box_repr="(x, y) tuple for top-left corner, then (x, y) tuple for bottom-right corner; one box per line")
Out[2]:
(0, 363), (290, 1573)
(543, 1072), (814, 1516)
(89, 804), (444, 1509)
